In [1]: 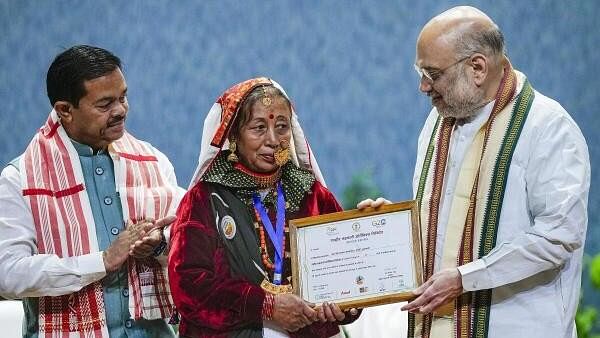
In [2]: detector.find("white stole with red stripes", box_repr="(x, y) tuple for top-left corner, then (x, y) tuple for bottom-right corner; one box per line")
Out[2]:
(20, 109), (176, 338)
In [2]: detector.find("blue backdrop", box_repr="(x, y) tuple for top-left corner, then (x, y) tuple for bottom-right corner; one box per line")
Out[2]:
(1, 0), (598, 304)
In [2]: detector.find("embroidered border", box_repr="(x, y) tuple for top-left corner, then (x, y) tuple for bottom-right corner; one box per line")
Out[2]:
(422, 117), (455, 337)
(472, 81), (534, 338)
(410, 71), (531, 338)
(410, 115), (442, 338)
(453, 69), (518, 338)
(424, 117), (455, 279)
(416, 116), (442, 205)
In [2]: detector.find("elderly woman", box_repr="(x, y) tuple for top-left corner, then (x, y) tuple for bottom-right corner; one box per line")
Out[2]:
(169, 78), (359, 338)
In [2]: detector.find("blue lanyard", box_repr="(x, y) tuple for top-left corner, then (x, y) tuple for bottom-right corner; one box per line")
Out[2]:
(252, 182), (286, 284)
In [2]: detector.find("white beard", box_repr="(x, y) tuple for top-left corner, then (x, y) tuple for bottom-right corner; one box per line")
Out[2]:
(436, 68), (488, 119)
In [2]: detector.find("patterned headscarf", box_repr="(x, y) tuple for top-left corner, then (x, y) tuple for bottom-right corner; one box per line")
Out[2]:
(189, 77), (325, 188)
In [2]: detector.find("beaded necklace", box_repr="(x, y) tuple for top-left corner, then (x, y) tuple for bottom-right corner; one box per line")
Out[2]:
(234, 162), (282, 189)
(252, 182), (286, 284)
(253, 208), (286, 271)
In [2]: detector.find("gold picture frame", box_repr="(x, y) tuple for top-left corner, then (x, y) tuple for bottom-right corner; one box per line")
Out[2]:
(289, 200), (423, 310)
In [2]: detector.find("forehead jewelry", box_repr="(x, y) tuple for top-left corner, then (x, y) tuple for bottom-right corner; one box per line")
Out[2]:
(261, 86), (272, 106)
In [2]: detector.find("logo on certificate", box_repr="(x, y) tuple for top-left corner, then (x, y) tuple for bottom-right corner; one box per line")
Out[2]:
(372, 218), (386, 227)
(355, 275), (365, 285)
(221, 215), (236, 240)
(326, 226), (338, 236)
(352, 222), (361, 232)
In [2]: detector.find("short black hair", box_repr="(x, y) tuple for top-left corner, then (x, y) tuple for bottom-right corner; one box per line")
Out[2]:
(46, 45), (122, 107)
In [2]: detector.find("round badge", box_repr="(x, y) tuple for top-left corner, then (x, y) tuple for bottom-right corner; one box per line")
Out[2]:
(221, 215), (236, 240)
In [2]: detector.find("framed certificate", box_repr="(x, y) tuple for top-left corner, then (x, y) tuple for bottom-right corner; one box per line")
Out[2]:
(289, 200), (423, 310)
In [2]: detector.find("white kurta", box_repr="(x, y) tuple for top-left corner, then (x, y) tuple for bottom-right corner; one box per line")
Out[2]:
(343, 303), (408, 338)
(0, 142), (184, 299)
(413, 83), (590, 338)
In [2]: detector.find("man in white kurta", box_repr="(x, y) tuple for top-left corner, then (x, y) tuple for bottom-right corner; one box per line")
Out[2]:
(405, 7), (590, 338)
(409, 73), (589, 337)
(359, 6), (589, 338)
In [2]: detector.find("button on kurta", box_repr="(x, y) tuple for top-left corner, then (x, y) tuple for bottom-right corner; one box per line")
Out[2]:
(95, 167), (104, 175)
(125, 319), (132, 328)
(122, 288), (129, 297)
(111, 227), (119, 235)
(104, 197), (112, 205)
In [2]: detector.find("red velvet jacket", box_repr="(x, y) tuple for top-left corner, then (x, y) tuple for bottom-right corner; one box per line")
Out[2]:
(169, 180), (358, 337)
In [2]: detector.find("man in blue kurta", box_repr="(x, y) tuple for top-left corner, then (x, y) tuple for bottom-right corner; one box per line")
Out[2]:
(0, 45), (184, 337)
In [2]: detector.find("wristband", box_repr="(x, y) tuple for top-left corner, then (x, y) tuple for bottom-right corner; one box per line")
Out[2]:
(152, 228), (168, 257)
(262, 293), (275, 320)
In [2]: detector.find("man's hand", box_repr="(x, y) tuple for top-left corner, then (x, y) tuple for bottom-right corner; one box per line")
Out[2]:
(129, 215), (176, 259)
(401, 268), (463, 314)
(103, 220), (154, 272)
(271, 294), (318, 332)
(356, 197), (392, 210)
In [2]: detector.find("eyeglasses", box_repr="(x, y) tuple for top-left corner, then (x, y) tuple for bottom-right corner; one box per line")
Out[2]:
(414, 55), (471, 83)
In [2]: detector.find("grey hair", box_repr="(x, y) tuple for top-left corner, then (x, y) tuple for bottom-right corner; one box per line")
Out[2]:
(454, 24), (506, 60)
(229, 84), (291, 139)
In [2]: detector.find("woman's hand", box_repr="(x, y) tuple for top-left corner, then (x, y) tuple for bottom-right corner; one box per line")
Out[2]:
(316, 302), (347, 322)
(271, 294), (318, 332)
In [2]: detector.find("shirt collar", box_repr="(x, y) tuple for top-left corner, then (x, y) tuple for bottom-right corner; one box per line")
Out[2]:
(70, 139), (107, 157)
(456, 100), (495, 130)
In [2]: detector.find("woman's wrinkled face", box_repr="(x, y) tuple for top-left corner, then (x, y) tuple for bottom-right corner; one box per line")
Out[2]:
(236, 96), (292, 173)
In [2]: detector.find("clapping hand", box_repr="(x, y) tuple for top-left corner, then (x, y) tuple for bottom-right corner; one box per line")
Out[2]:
(103, 219), (154, 272)
(129, 215), (176, 259)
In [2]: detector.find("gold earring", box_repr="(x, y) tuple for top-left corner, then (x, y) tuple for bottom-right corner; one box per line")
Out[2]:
(274, 139), (290, 167)
(227, 141), (239, 162)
